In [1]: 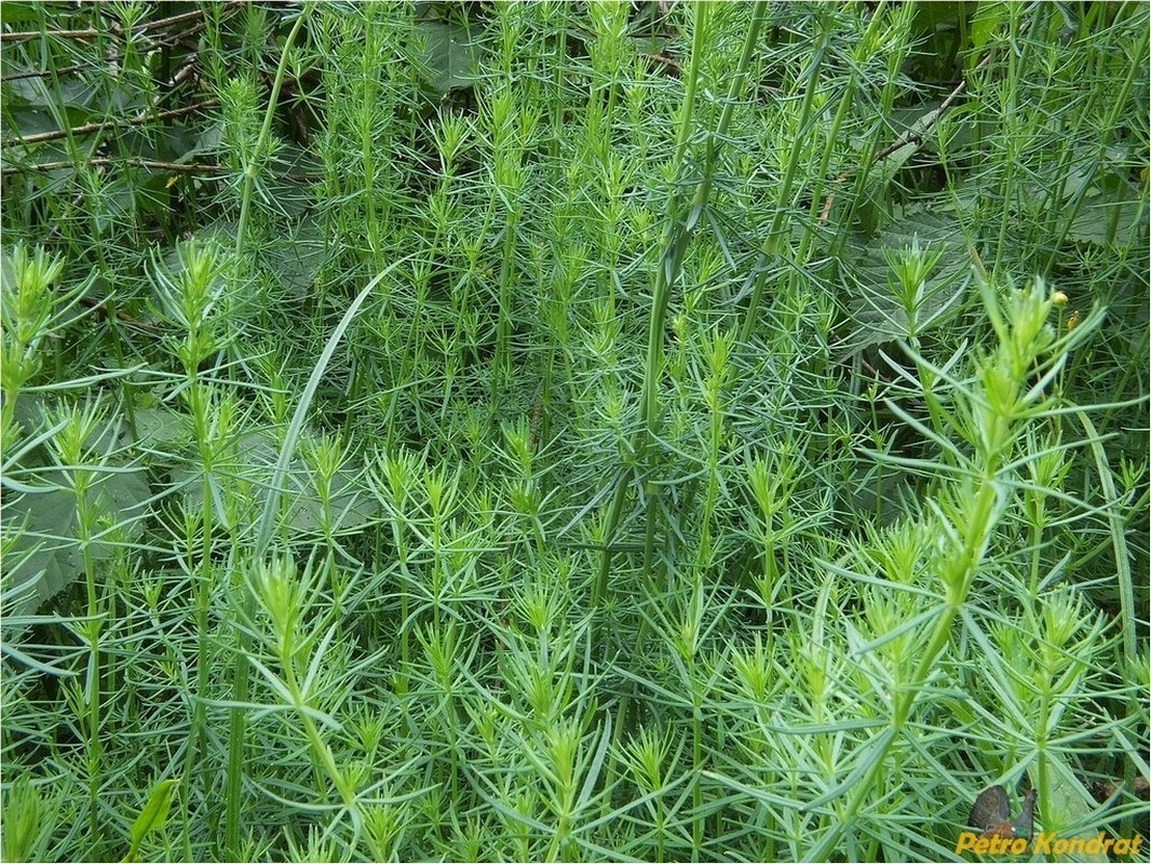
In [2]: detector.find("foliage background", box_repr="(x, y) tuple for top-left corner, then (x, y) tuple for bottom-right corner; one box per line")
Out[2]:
(2, 2), (1147, 861)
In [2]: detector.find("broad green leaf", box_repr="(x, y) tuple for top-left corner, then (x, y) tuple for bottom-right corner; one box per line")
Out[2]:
(1067, 175), (1145, 247)
(124, 779), (180, 863)
(174, 430), (378, 535)
(267, 224), (325, 297)
(0, 2), (42, 24)
(857, 103), (946, 236)
(413, 21), (480, 94)
(970, 2), (1009, 57)
(839, 210), (970, 354)
(2, 467), (150, 620)
(2, 396), (150, 621)
(132, 406), (190, 450)
(912, 2), (966, 35)
(1039, 759), (1110, 863)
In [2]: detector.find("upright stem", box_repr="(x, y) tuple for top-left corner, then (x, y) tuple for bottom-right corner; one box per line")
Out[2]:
(224, 15), (314, 852)
(597, 3), (766, 615)
(738, 35), (827, 343)
(592, 1), (712, 620)
(234, 9), (310, 263)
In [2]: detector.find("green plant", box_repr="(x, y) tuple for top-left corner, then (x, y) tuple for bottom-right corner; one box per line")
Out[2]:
(1, 3), (1146, 861)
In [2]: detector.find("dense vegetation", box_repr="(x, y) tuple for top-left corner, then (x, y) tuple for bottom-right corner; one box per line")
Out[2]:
(2, 2), (1148, 861)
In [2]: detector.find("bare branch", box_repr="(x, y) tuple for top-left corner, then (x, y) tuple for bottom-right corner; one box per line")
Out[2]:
(0, 99), (218, 148)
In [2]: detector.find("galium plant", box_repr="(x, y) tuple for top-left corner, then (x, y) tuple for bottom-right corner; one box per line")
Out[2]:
(1, 2), (1147, 861)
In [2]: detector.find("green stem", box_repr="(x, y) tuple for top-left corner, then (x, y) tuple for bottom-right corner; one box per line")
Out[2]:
(234, 9), (310, 263)
(79, 489), (103, 852)
(739, 34), (827, 343)
(598, 0), (766, 611)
